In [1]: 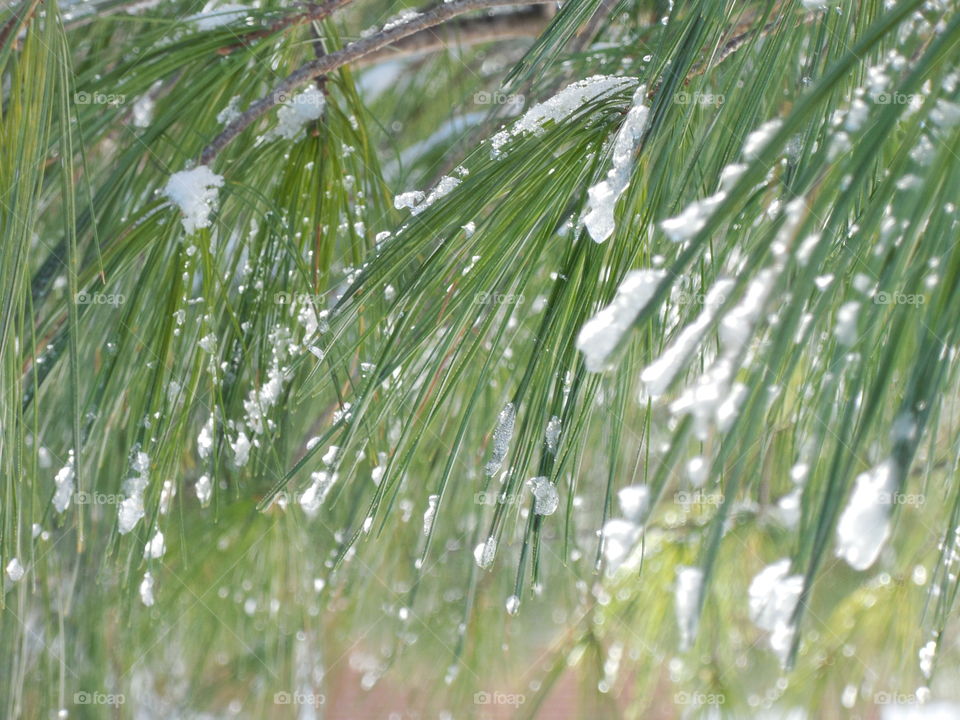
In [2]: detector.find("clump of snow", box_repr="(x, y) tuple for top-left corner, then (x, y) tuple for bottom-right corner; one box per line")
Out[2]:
(601, 519), (641, 572)
(231, 430), (251, 467)
(195, 475), (213, 507)
(836, 459), (897, 570)
(163, 166), (224, 234)
(423, 494), (439, 536)
(140, 571), (155, 606)
(490, 75), (638, 157)
(641, 279), (734, 397)
(577, 269), (665, 372)
(484, 403), (516, 475)
(52, 450), (76, 513)
(382, 8), (420, 31)
(528, 476), (559, 515)
(743, 118), (783, 160)
(299, 471), (337, 516)
(505, 594), (520, 615)
(5, 558), (25, 582)
(118, 451), (151, 535)
(661, 189), (729, 242)
(394, 175), (461, 216)
(581, 86), (649, 242)
(618, 485), (650, 524)
(216, 95), (242, 126)
(269, 87), (326, 141)
(197, 416), (214, 458)
(144, 530), (166, 559)
(834, 301), (860, 346)
(675, 566), (703, 650)
(748, 559), (803, 665)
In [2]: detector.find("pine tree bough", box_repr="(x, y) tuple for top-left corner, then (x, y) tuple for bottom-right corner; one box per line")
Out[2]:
(198, 0), (556, 165)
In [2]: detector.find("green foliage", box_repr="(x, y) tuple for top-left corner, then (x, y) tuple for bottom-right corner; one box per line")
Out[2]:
(1, 0), (959, 717)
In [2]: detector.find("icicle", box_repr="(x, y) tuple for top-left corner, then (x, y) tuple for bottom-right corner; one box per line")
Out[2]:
(484, 403), (516, 475)
(582, 86), (649, 243)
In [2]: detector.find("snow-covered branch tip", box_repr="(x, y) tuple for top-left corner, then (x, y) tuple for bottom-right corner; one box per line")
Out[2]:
(198, 0), (555, 165)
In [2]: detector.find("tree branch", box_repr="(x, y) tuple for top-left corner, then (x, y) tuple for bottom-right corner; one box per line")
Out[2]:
(351, 6), (550, 69)
(199, 0), (556, 165)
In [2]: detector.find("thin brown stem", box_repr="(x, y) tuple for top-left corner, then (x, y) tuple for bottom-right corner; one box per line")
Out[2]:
(199, 0), (555, 165)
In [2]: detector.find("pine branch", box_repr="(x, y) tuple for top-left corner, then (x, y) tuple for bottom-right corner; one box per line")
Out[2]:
(199, 0), (556, 165)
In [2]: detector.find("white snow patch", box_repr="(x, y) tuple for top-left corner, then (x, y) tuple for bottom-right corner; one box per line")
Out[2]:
(675, 566), (703, 650)
(577, 269), (665, 372)
(163, 166), (224, 234)
(835, 459), (897, 570)
(582, 86), (649, 242)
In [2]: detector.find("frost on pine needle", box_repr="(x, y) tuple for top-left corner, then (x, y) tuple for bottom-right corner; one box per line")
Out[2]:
(163, 166), (224, 234)
(268, 87), (326, 141)
(422, 494), (439, 536)
(118, 451), (151, 535)
(505, 595), (520, 616)
(748, 560), (804, 665)
(473, 536), (498, 569)
(484, 403), (516, 476)
(641, 278), (734, 397)
(490, 75), (638, 157)
(581, 86), (649, 243)
(5, 558), (25, 582)
(139, 571), (155, 607)
(52, 450), (76, 513)
(835, 459), (898, 570)
(577, 269), (665, 372)
(674, 566), (704, 650)
(544, 416), (561, 454)
(231, 430), (251, 467)
(528, 476), (559, 516)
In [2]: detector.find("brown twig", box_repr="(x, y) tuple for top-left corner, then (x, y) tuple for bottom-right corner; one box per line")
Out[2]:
(215, 0), (355, 55)
(351, 6), (549, 69)
(199, 0), (555, 165)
